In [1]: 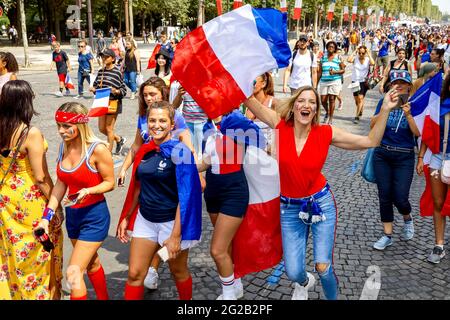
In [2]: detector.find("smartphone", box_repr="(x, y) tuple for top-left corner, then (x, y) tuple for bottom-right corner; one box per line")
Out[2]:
(64, 193), (79, 207)
(157, 246), (169, 262)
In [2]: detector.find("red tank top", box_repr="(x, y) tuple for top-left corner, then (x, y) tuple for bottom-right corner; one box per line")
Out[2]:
(56, 142), (105, 208)
(276, 120), (332, 198)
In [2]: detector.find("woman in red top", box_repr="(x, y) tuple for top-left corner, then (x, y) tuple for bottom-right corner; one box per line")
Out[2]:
(244, 85), (400, 300)
(35, 102), (115, 300)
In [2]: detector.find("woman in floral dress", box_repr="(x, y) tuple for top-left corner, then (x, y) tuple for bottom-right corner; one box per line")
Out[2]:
(0, 80), (63, 300)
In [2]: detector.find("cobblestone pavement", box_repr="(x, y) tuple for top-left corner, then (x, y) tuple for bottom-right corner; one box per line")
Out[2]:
(14, 47), (450, 300)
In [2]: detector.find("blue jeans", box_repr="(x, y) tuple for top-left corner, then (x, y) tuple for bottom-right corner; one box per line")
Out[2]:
(281, 187), (339, 300)
(186, 121), (206, 160)
(373, 146), (414, 222)
(124, 71), (137, 93)
(77, 69), (90, 95)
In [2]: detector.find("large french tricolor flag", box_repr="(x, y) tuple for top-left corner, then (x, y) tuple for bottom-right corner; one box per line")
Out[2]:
(293, 0), (302, 20)
(343, 6), (349, 22)
(352, 0), (358, 22)
(64, 73), (75, 89)
(88, 87), (111, 117)
(409, 72), (443, 155)
(172, 5), (291, 119)
(327, 0), (336, 22)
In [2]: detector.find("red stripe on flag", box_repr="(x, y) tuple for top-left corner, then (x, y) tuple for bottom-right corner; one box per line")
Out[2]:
(420, 165), (450, 217)
(233, 1), (243, 10)
(293, 8), (302, 20)
(88, 107), (108, 117)
(216, 0), (223, 16)
(327, 12), (334, 21)
(344, 13), (349, 22)
(233, 197), (282, 279)
(147, 44), (161, 70)
(422, 115), (441, 154)
(171, 27), (246, 119)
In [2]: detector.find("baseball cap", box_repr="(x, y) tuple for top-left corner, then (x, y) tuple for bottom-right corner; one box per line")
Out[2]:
(99, 48), (115, 58)
(389, 70), (412, 84)
(299, 34), (308, 41)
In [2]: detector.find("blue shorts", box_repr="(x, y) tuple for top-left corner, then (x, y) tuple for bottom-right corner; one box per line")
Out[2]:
(204, 170), (249, 217)
(430, 153), (450, 170)
(65, 200), (110, 242)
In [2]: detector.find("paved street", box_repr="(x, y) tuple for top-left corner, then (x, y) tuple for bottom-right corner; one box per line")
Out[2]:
(10, 45), (450, 300)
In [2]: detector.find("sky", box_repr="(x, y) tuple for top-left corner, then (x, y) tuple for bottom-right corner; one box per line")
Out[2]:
(432, 0), (450, 15)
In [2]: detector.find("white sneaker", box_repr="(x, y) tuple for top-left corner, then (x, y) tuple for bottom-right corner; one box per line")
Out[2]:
(55, 91), (64, 97)
(130, 92), (136, 100)
(291, 272), (316, 300)
(74, 94), (82, 99)
(216, 279), (244, 300)
(143, 267), (159, 290)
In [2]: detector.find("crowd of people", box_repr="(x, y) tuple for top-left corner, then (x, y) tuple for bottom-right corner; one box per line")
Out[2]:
(1, 20), (450, 301)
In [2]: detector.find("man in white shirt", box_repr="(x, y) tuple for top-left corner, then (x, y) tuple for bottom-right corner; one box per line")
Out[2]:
(283, 34), (318, 95)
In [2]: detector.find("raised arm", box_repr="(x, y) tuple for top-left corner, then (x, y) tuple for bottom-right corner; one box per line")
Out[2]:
(331, 88), (400, 150)
(243, 96), (280, 129)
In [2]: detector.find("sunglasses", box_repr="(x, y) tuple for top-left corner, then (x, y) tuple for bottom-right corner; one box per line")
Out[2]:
(78, 45), (85, 48)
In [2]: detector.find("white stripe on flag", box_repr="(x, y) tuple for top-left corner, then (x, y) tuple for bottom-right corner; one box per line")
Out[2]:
(202, 5), (278, 98)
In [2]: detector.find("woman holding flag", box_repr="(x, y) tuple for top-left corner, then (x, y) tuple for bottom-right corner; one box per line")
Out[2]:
(117, 101), (202, 300)
(244, 85), (402, 300)
(35, 102), (115, 300)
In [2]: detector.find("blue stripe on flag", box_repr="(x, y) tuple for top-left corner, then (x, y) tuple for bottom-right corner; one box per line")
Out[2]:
(409, 72), (442, 117)
(95, 87), (111, 99)
(252, 8), (291, 69)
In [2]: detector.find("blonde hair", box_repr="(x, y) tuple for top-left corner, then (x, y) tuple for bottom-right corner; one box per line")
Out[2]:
(57, 102), (105, 155)
(276, 86), (321, 125)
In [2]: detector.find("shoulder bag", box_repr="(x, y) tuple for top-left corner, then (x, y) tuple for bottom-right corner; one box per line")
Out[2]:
(361, 148), (377, 183)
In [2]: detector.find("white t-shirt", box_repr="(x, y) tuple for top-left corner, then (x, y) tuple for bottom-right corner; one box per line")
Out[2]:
(351, 57), (370, 82)
(288, 50), (317, 89)
(370, 37), (379, 52)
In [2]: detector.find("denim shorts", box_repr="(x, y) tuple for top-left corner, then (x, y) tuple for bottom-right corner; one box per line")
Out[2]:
(430, 153), (450, 170)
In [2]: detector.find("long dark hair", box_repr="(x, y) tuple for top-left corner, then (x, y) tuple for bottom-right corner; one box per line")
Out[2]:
(0, 80), (37, 149)
(442, 73), (450, 103)
(260, 72), (274, 96)
(0, 52), (19, 73)
(155, 53), (171, 76)
(137, 76), (169, 117)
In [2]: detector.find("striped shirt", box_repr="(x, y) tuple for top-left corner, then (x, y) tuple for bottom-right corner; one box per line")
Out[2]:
(319, 54), (342, 82)
(182, 93), (208, 123)
(92, 65), (127, 100)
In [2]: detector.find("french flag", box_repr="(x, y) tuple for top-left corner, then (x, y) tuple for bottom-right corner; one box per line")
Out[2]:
(343, 6), (349, 22)
(146, 43), (161, 69)
(64, 73), (75, 89)
(293, 0), (302, 20)
(379, 10), (384, 23)
(352, 0), (358, 22)
(203, 112), (282, 278)
(88, 87), (111, 117)
(279, 0), (287, 13)
(171, 5), (291, 119)
(409, 72), (444, 155)
(327, 0), (336, 22)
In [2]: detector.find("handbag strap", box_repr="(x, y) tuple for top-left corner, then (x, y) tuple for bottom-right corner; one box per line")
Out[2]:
(443, 113), (450, 159)
(0, 126), (29, 186)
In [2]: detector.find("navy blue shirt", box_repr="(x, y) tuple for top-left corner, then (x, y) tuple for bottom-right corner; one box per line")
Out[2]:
(374, 99), (415, 149)
(378, 41), (390, 57)
(78, 52), (94, 72)
(136, 150), (178, 223)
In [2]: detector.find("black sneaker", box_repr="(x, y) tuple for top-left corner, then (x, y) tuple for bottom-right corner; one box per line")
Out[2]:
(115, 136), (127, 155)
(358, 111), (363, 117)
(353, 116), (359, 124)
(323, 114), (328, 123)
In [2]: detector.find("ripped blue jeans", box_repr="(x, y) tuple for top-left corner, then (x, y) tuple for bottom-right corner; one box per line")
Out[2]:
(280, 186), (339, 300)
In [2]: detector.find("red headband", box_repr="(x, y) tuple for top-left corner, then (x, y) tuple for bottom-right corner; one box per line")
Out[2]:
(55, 111), (89, 124)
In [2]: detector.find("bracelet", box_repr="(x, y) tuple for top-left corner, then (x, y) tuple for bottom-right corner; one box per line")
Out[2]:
(42, 207), (55, 222)
(418, 156), (424, 159)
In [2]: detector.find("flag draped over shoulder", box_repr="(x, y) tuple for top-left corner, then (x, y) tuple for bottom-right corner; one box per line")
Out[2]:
(117, 140), (202, 241)
(409, 73), (443, 154)
(171, 5), (291, 119)
(204, 111), (282, 278)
